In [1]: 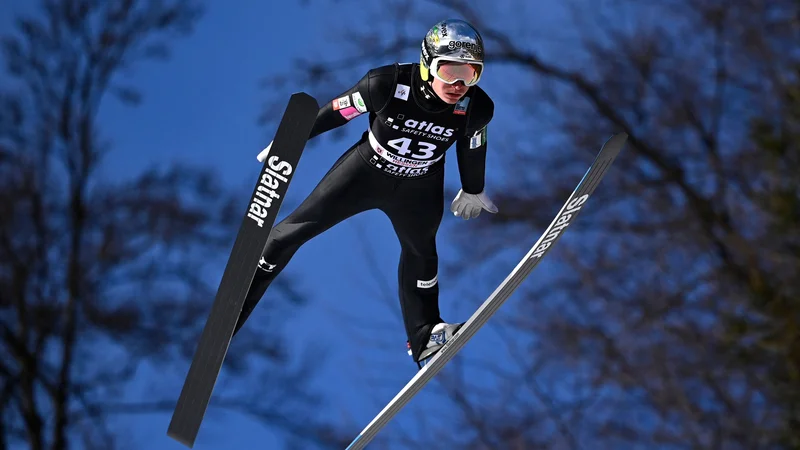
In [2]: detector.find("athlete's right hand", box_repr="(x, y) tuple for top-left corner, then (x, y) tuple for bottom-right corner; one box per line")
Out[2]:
(256, 140), (273, 163)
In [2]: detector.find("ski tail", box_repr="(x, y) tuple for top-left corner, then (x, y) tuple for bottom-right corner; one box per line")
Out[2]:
(166, 92), (319, 448)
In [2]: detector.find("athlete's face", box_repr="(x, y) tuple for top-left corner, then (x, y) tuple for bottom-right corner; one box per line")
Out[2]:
(431, 78), (468, 104)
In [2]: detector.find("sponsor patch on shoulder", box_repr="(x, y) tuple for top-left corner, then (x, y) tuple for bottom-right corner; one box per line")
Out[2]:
(352, 91), (368, 113)
(339, 106), (361, 120)
(394, 83), (410, 101)
(332, 95), (351, 111)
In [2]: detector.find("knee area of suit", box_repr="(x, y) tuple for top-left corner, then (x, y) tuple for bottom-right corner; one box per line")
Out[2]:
(278, 221), (323, 247)
(401, 257), (437, 276)
(399, 239), (437, 257)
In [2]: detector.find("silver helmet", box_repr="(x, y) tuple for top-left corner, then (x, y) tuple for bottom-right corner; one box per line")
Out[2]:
(420, 19), (485, 86)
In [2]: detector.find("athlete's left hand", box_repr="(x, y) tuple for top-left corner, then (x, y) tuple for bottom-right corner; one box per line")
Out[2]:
(450, 189), (498, 220)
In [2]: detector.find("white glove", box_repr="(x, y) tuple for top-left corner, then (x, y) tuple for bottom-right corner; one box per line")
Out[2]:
(256, 141), (273, 163)
(450, 189), (498, 220)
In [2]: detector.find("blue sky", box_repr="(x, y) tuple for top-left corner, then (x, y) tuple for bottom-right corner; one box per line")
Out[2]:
(1, 1), (581, 449)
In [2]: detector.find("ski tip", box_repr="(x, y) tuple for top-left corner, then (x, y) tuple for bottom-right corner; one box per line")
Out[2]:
(600, 132), (629, 154)
(289, 91), (320, 109)
(609, 132), (628, 144)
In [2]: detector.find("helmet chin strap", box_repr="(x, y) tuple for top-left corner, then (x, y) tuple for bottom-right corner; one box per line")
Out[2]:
(424, 79), (449, 103)
(415, 66), (449, 110)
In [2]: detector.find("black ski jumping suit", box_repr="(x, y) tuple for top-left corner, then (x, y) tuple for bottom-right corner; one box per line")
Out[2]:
(233, 62), (494, 363)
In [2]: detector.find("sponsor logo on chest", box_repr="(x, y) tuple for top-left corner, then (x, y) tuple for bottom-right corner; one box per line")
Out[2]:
(384, 115), (456, 141)
(403, 118), (454, 137)
(368, 155), (431, 178)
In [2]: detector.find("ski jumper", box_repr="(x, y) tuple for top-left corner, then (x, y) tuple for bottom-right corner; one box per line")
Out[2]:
(233, 62), (494, 362)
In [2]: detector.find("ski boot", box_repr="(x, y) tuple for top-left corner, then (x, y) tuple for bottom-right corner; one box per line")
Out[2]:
(407, 322), (464, 369)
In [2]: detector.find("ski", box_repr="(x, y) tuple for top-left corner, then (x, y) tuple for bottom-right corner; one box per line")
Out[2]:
(345, 132), (628, 450)
(167, 92), (319, 448)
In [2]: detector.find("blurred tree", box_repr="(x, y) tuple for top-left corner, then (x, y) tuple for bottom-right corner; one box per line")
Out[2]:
(742, 63), (800, 449)
(261, 0), (800, 448)
(0, 1), (346, 449)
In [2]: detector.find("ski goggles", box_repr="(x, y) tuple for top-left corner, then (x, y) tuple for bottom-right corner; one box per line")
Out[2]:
(430, 57), (484, 86)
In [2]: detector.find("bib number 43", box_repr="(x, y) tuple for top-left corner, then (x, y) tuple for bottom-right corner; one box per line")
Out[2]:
(387, 137), (437, 160)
